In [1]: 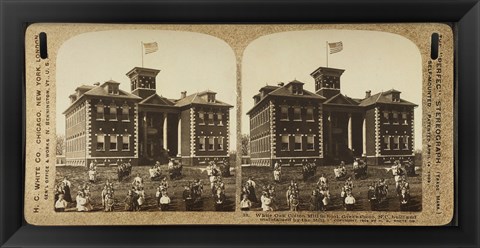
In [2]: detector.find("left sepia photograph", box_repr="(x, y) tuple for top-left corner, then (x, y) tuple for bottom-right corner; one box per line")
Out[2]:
(55, 30), (237, 212)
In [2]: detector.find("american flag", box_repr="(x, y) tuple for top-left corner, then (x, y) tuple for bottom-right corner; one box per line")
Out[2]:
(328, 41), (343, 54)
(143, 42), (158, 54)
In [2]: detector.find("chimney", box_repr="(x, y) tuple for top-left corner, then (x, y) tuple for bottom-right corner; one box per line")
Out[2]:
(180, 91), (187, 99)
(93, 82), (100, 86)
(69, 95), (77, 104)
(365, 90), (371, 98)
(278, 82), (284, 87)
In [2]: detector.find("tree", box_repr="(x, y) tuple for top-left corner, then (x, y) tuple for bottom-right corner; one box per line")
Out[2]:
(241, 134), (250, 156)
(56, 134), (65, 155)
(414, 149), (422, 166)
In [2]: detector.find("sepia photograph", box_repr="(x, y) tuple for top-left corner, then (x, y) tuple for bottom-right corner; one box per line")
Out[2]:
(240, 30), (423, 212)
(24, 23), (453, 225)
(54, 30), (237, 212)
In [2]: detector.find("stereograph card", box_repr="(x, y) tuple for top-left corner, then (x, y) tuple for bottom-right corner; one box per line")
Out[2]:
(24, 23), (454, 225)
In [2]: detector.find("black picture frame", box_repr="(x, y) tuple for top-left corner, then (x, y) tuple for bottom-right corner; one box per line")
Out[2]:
(0, 0), (479, 247)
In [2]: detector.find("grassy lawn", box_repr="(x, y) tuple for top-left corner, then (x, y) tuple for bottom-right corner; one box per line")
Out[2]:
(56, 164), (236, 212)
(241, 165), (422, 212)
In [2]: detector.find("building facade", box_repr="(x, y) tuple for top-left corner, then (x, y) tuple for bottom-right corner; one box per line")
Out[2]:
(247, 81), (325, 167)
(64, 81), (141, 167)
(247, 66), (417, 166)
(175, 90), (232, 166)
(63, 66), (233, 167)
(360, 89), (416, 165)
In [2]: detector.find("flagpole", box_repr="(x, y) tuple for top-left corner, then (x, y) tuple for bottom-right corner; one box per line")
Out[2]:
(141, 42), (144, 67)
(326, 41), (329, 67)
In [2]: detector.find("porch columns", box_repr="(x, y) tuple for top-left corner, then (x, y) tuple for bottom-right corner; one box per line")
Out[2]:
(163, 113), (168, 150)
(143, 112), (148, 157)
(347, 113), (352, 150)
(327, 112), (333, 155)
(177, 118), (182, 157)
(362, 116), (366, 155)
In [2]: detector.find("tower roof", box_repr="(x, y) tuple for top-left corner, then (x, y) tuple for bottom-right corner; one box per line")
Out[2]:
(126, 67), (160, 77)
(310, 66), (345, 78)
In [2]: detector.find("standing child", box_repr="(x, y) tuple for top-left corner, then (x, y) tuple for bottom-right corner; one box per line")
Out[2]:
(159, 192), (171, 211)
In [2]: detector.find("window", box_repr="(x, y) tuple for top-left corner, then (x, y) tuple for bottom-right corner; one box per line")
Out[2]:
(109, 104), (117, 121)
(384, 135), (391, 150)
(259, 138), (262, 153)
(108, 85), (118, 94)
(281, 135), (289, 151)
(307, 135), (314, 150)
(280, 107), (289, 120)
(208, 113), (214, 125)
(264, 137), (267, 152)
(383, 111), (389, 124)
(293, 107), (301, 121)
(292, 85), (303, 95)
(96, 104), (105, 120)
(306, 108), (314, 121)
(110, 135), (117, 151)
(96, 134), (105, 151)
(402, 113), (408, 125)
(393, 135), (400, 150)
(122, 135), (130, 151)
(392, 93), (400, 102)
(217, 137), (224, 150)
(208, 137), (214, 150)
(122, 104), (130, 121)
(402, 135), (409, 150)
(217, 113), (223, 126)
(294, 135), (302, 150)
(393, 112), (399, 124)
(199, 112), (205, 125)
(199, 137), (205, 151)
(208, 94), (215, 103)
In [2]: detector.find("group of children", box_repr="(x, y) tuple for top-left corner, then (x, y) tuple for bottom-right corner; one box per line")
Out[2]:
(340, 177), (357, 210)
(154, 177), (172, 211)
(260, 184), (277, 211)
(333, 161), (348, 180)
(117, 160), (133, 181)
(366, 178), (389, 210)
(167, 159), (183, 180)
(54, 177), (73, 212)
(182, 179), (203, 211)
(101, 180), (115, 211)
(149, 161), (163, 180)
(309, 174), (331, 211)
(391, 160), (412, 210)
(302, 162), (318, 181)
(124, 174), (146, 211)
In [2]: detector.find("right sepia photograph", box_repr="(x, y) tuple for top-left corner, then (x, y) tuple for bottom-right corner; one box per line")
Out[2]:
(240, 29), (423, 212)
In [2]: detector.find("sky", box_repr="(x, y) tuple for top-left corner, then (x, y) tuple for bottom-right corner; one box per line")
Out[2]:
(56, 30), (237, 150)
(242, 29), (422, 150)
